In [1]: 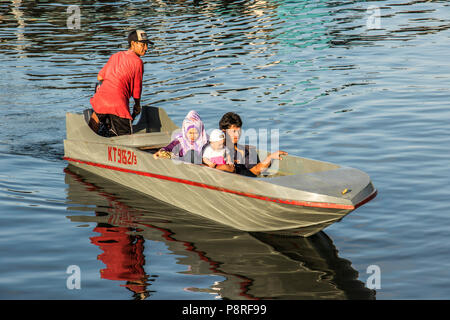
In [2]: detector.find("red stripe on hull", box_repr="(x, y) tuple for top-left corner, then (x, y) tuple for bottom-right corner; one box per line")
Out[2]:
(63, 156), (374, 210)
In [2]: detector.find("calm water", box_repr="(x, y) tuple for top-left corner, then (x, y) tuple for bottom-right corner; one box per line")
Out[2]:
(1, 0), (450, 300)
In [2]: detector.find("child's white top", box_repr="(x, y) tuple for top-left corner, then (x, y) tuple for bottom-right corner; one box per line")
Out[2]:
(203, 145), (229, 165)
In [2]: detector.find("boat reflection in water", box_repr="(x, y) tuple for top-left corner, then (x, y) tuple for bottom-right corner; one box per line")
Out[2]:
(64, 165), (376, 300)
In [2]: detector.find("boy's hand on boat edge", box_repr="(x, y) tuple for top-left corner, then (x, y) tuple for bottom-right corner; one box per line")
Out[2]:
(249, 151), (288, 176)
(269, 151), (288, 160)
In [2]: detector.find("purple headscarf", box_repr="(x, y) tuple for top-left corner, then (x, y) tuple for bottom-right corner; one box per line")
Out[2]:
(174, 110), (208, 155)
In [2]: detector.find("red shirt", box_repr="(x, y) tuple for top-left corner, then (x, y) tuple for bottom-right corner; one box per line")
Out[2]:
(90, 50), (144, 120)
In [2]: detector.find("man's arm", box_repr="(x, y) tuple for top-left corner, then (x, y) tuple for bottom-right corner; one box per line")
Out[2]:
(131, 61), (144, 120)
(97, 60), (109, 81)
(131, 98), (141, 120)
(249, 151), (288, 176)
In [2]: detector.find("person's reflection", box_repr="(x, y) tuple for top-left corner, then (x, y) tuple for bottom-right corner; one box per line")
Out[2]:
(65, 167), (153, 299)
(90, 213), (150, 300)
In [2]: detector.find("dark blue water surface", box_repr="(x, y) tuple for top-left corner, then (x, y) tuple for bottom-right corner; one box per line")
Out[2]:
(1, 0), (450, 299)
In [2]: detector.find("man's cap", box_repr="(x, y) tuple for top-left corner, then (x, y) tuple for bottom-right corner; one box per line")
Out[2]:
(128, 29), (154, 45)
(210, 129), (225, 142)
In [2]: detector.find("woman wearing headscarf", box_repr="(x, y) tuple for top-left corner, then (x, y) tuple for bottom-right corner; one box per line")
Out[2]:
(153, 110), (208, 164)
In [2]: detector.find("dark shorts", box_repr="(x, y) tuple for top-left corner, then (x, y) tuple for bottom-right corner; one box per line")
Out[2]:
(97, 114), (132, 136)
(235, 164), (257, 177)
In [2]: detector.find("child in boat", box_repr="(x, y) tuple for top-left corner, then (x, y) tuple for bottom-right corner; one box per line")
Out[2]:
(153, 110), (208, 164)
(202, 129), (233, 169)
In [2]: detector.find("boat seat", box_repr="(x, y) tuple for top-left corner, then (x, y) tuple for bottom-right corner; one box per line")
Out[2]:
(133, 106), (178, 134)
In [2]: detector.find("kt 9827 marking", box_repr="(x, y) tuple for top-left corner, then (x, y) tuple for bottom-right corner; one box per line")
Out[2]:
(107, 146), (137, 165)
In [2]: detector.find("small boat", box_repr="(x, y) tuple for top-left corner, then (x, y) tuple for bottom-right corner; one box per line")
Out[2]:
(63, 106), (377, 237)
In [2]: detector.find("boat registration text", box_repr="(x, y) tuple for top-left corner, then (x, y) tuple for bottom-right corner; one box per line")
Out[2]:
(107, 146), (137, 166)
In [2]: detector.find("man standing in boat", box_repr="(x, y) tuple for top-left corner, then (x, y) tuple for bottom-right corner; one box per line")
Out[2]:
(89, 29), (153, 136)
(218, 112), (288, 177)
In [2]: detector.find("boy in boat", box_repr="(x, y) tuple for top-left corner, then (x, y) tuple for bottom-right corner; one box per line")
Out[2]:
(202, 129), (234, 170)
(89, 29), (153, 136)
(218, 112), (288, 177)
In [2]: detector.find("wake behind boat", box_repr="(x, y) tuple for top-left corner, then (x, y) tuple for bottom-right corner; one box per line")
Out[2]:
(63, 106), (377, 237)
